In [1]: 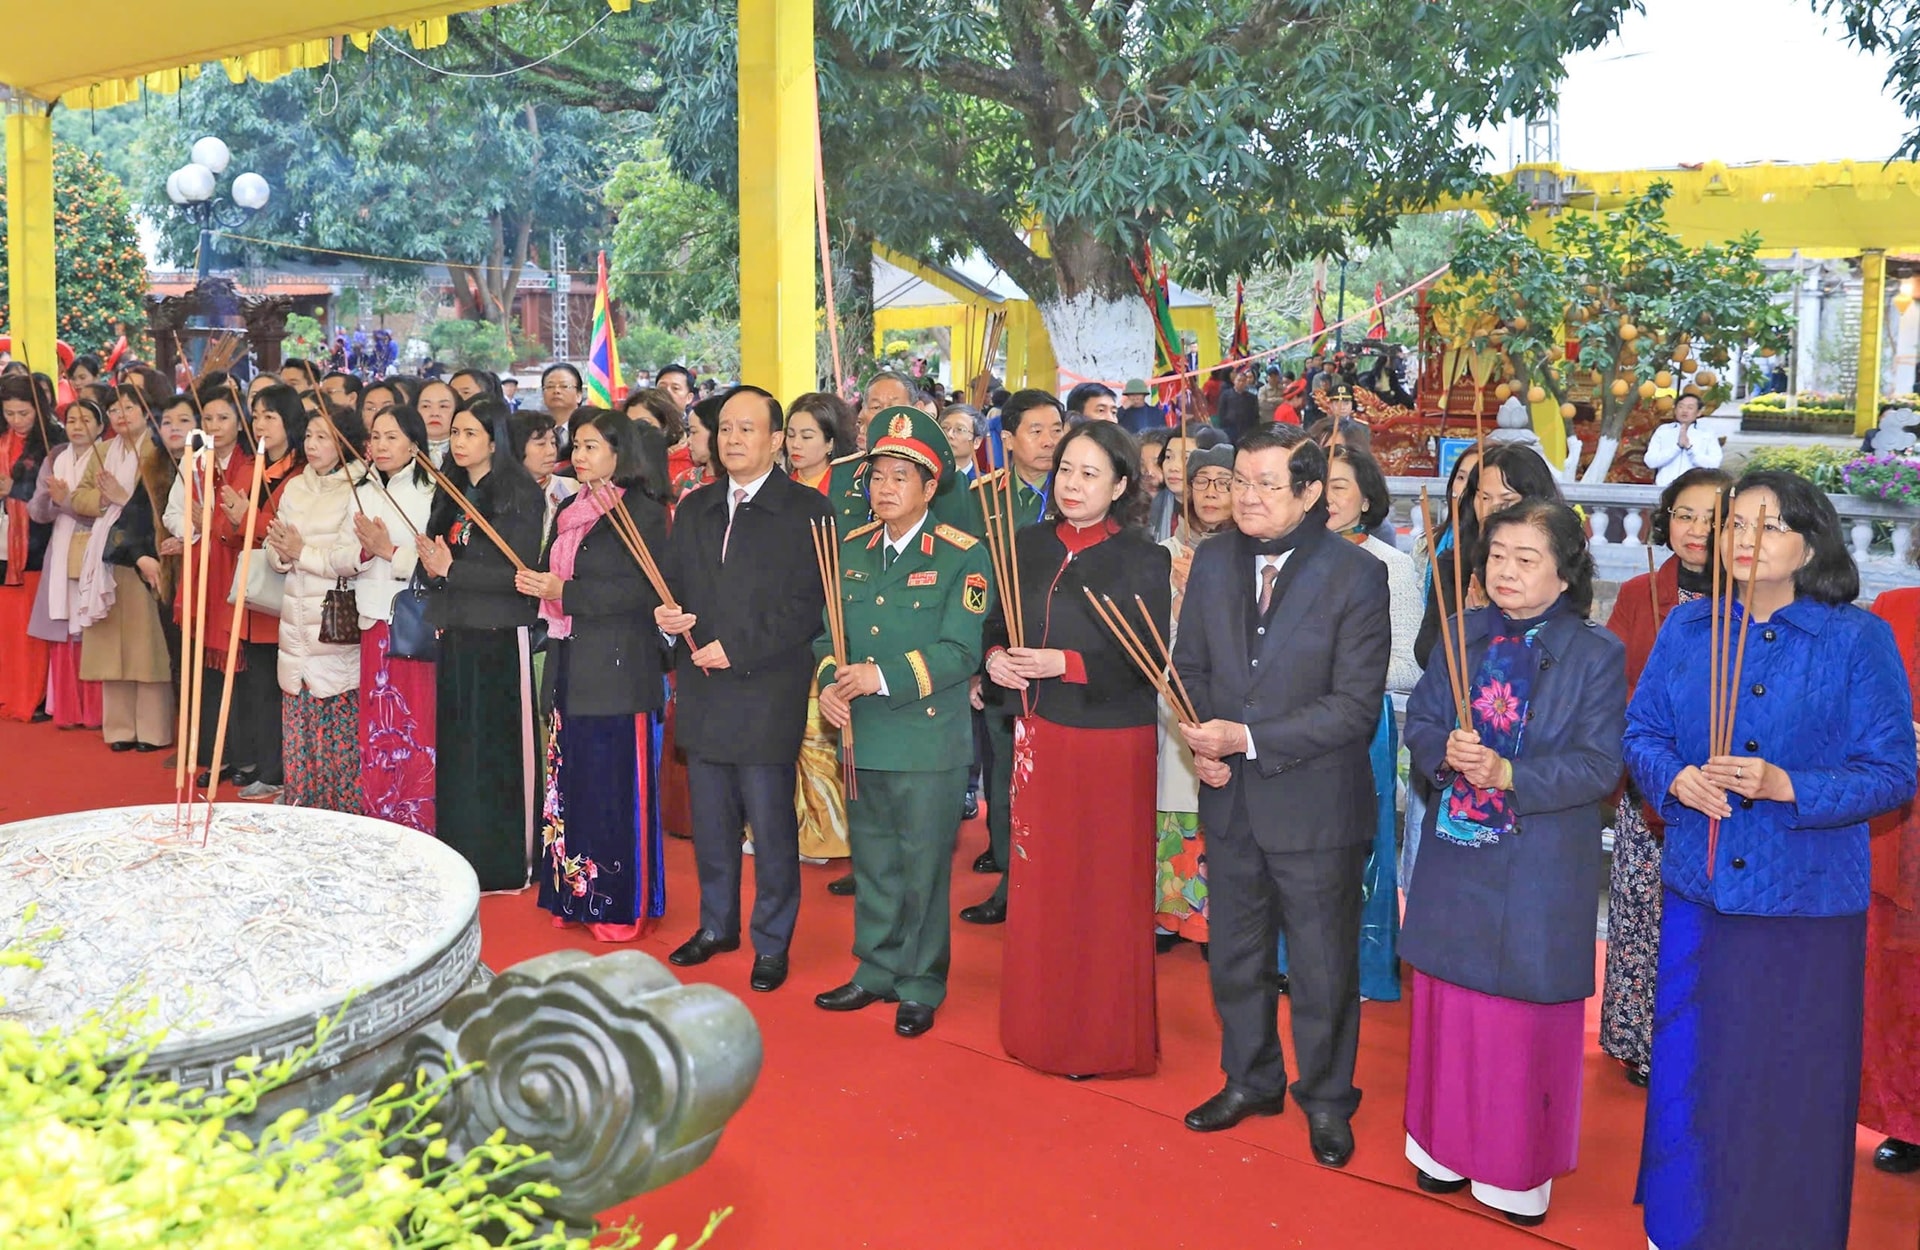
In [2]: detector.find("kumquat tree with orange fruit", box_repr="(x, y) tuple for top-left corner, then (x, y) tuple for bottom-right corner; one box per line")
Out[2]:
(1436, 180), (1795, 482)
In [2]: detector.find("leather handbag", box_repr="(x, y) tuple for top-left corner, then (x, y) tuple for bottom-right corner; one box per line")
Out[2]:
(388, 566), (438, 662)
(228, 549), (286, 616)
(319, 576), (362, 645)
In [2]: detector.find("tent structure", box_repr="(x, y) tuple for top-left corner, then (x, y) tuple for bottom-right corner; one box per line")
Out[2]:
(1439, 160), (1920, 434)
(0, 0), (819, 399)
(873, 244), (1220, 393)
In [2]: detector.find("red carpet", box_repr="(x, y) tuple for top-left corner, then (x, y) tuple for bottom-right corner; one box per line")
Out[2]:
(6, 716), (1916, 1249)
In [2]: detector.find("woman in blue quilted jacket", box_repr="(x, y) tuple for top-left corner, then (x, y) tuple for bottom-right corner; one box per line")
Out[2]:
(1625, 470), (1918, 1250)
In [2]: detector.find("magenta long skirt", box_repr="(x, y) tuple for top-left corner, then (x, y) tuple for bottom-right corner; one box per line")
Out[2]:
(357, 622), (437, 835)
(46, 638), (101, 729)
(1404, 970), (1584, 1192)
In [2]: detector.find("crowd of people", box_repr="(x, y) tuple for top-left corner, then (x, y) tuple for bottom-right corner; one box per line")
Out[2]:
(1, 345), (1916, 1250)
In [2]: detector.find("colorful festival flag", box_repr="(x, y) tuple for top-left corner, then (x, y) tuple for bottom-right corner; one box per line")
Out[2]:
(1367, 282), (1389, 341)
(586, 251), (625, 408)
(1310, 282), (1329, 354)
(1128, 243), (1189, 423)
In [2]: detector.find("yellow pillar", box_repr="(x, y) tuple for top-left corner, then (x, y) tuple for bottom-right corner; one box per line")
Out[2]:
(4, 102), (58, 374)
(1857, 249), (1887, 436)
(736, 0), (816, 402)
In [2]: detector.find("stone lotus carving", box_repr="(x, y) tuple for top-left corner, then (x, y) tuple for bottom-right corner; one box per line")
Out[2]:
(381, 947), (761, 1221)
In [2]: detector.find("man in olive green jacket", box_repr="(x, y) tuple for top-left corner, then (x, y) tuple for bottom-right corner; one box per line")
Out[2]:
(813, 407), (993, 1038)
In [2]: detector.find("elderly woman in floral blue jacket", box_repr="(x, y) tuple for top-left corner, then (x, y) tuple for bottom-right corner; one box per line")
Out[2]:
(1625, 471), (1917, 1250)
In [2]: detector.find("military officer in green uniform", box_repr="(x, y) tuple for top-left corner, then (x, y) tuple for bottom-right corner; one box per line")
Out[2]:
(957, 388), (1066, 926)
(813, 406), (994, 1038)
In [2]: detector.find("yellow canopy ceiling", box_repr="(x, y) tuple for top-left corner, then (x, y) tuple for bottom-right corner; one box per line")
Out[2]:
(1440, 160), (1920, 258)
(0, 0), (631, 110)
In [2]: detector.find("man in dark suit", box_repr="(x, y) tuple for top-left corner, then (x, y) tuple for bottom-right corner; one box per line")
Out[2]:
(1170, 424), (1390, 1169)
(655, 384), (831, 993)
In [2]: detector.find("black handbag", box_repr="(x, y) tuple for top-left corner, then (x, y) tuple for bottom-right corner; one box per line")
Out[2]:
(319, 577), (362, 646)
(389, 566), (439, 662)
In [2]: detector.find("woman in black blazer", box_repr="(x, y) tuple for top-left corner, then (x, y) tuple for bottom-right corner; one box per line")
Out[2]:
(419, 399), (544, 892)
(515, 411), (670, 941)
(984, 420), (1171, 1079)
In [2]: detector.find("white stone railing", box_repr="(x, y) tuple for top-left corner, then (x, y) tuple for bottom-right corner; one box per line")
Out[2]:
(1384, 477), (1918, 569)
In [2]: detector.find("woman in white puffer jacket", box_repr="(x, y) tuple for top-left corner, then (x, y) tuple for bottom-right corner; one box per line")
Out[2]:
(263, 408), (368, 811)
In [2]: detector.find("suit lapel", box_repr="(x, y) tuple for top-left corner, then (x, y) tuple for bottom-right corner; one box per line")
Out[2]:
(876, 524), (936, 593)
(1223, 535), (1254, 678)
(1257, 543), (1330, 665)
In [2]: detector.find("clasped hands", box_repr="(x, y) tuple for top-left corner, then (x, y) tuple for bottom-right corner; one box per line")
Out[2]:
(985, 646), (1067, 690)
(1669, 756), (1790, 821)
(1445, 728), (1511, 792)
(651, 604), (728, 672)
(1179, 719), (1252, 789)
(818, 661), (882, 729)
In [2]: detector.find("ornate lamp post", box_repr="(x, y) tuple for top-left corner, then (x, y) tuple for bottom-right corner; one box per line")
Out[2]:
(165, 136), (271, 282)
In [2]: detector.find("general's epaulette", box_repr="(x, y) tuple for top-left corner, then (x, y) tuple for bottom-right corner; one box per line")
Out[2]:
(844, 519), (883, 543)
(933, 523), (979, 550)
(829, 449), (867, 466)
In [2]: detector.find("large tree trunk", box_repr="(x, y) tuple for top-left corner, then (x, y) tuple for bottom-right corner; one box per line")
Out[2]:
(1581, 392), (1633, 483)
(1034, 223), (1154, 390)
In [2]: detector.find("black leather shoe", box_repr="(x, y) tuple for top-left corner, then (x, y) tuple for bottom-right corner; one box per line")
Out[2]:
(1875, 1137), (1920, 1173)
(109, 740), (136, 752)
(1184, 1086), (1285, 1133)
(749, 954), (789, 992)
(1415, 1169), (1468, 1194)
(972, 848), (1000, 874)
(959, 895), (1006, 925)
(1155, 932), (1180, 954)
(1504, 1211), (1546, 1228)
(667, 930), (739, 967)
(132, 741), (163, 753)
(895, 1001), (935, 1037)
(815, 982), (895, 1011)
(1307, 1112), (1354, 1168)
(826, 873), (856, 897)
(962, 792), (980, 821)
(1624, 1061), (1650, 1088)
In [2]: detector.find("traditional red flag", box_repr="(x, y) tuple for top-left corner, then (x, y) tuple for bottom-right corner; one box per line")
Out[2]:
(1367, 282), (1389, 341)
(1310, 283), (1328, 353)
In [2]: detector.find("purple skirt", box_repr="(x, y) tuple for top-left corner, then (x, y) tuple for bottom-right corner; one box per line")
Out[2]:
(1404, 970), (1585, 1192)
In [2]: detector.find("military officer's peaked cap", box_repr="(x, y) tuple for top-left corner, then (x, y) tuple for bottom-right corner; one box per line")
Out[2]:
(863, 406), (956, 485)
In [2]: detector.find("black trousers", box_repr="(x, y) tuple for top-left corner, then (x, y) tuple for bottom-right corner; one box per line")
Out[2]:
(196, 640), (282, 784)
(1206, 789), (1368, 1120)
(688, 757), (801, 956)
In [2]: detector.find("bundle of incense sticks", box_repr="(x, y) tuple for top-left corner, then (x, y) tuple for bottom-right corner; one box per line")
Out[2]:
(584, 481), (693, 647)
(173, 441), (216, 833)
(199, 438), (268, 841)
(1083, 589), (1197, 725)
(972, 468), (1025, 647)
(808, 518), (857, 796)
(1647, 545), (1663, 626)
(411, 451), (529, 572)
(1418, 487), (1473, 729)
(1705, 498), (1766, 874)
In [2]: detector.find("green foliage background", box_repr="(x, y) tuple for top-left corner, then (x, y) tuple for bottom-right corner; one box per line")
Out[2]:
(0, 142), (147, 356)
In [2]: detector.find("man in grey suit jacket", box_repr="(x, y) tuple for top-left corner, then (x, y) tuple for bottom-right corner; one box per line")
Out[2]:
(1171, 425), (1390, 1169)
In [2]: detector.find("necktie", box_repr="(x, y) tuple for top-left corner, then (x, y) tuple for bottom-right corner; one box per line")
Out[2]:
(1257, 557), (1281, 616)
(722, 487), (746, 560)
(881, 543), (896, 572)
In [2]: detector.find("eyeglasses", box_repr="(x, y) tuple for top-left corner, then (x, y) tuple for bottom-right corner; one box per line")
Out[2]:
(1728, 516), (1793, 537)
(1190, 473), (1233, 492)
(1230, 475), (1292, 498)
(1667, 507), (1714, 527)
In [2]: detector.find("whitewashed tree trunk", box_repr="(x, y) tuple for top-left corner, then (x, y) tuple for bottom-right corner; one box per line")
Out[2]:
(1581, 434), (1621, 484)
(1036, 291), (1156, 396)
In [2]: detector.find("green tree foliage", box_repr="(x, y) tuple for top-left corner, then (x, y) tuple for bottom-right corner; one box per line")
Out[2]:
(131, 57), (612, 328)
(0, 142), (147, 355)
(489, 0), (1636, 377)
(428, 317), (517, 371)
(605, 144), (740, 331)
(1436, 180), (1794, 479)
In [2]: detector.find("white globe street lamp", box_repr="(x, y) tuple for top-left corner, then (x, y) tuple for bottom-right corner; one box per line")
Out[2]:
(190, 135), (232, 176)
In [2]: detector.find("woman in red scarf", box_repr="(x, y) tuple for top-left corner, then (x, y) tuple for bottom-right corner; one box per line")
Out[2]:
(0, 374), (59, 720)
